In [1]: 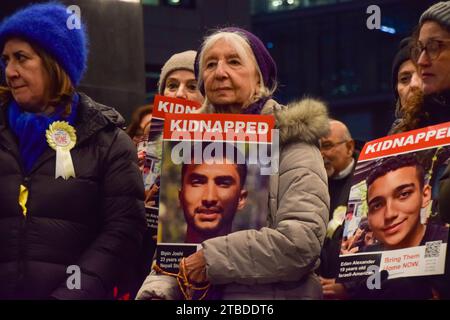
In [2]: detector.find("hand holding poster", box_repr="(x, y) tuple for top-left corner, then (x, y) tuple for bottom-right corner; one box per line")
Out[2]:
(337, 122), (450, 286)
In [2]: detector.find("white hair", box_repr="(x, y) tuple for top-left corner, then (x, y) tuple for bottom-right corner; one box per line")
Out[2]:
(198, 30), (276, 110)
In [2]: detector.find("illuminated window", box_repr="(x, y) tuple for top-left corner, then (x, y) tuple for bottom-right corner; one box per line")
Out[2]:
(142, 0), (196, 8)
(251, 0), (354, 14)
(142, 0), (159, 5)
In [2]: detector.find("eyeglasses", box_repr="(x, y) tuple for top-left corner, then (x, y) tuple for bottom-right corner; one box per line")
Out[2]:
(320, 140), (347, 151)
(411, 39), (450, 63)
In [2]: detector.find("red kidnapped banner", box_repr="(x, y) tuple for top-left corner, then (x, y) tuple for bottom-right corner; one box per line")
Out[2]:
(163, 113), (275, 143)
(360, 121), (450, 161)
(152, 95), (202, 119)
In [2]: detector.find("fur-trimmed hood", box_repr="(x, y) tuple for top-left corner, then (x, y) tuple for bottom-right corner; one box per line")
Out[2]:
(262, 98), (329, 146)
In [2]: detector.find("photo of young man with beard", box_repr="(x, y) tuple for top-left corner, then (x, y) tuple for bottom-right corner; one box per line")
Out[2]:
(157, 141), (252, 245)
(179, 159), (248, 243)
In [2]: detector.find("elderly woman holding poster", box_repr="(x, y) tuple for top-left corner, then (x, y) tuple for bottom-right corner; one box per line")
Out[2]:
(0, 3), (146, 299)
(137, 27), (330, 300)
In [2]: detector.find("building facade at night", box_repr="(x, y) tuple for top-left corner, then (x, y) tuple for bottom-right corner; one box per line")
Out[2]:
(0, 0), (438, 140)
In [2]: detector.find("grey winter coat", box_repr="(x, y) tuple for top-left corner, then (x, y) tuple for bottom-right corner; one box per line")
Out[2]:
(136, 98), (330, 300)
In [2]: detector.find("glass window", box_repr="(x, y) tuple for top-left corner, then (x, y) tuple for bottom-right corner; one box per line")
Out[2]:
(142, 0), (196, 9)
(251, 0), (354, 15)
(142, 0), (159, 5)
(145, 64), (161, 103)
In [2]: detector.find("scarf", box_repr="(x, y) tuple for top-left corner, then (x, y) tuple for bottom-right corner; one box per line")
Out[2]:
(242, 97), (270, 115)
(8, 94), (79, 174)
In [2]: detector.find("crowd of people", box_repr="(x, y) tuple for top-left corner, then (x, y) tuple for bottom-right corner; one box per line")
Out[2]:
(0, 1), (450, 300)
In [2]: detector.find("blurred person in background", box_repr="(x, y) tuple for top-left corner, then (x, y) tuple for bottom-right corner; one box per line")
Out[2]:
(390, 37), (423, 134)
(126, 104), (153, 145)
(318, 119), (356, 299)
(158, 50), (204, 104)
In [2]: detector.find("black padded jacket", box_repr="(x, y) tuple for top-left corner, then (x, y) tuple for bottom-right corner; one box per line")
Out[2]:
(0, 92), (146, 299)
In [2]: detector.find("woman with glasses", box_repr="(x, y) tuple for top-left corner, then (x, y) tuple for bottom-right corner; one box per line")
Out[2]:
(393, 2), (450, 221)
(383, 1), (450, 300)
(406, 2), (450, 129)
(398, 2), (450, 226)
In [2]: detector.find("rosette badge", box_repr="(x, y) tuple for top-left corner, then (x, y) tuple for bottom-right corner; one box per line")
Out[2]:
(46, 121), (77, 180)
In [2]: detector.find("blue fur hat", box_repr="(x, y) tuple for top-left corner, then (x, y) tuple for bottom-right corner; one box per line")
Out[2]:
(0, 1), (88, 86)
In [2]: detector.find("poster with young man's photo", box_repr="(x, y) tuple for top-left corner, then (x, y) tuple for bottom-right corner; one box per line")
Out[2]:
(155, 112), (277, 274)
(337, 122), (450, 284)
(141, 95), (201, 238)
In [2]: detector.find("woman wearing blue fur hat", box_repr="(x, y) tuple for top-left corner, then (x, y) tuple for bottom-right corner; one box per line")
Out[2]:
(0, 2), (146, 299)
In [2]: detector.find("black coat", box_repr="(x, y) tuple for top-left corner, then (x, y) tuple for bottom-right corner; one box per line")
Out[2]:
(0, 93), (147, 299)
(319, 154), (358, 278)
(417, 90), (450, 224)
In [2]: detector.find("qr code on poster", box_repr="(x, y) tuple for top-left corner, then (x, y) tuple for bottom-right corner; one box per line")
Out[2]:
(425, 240), (442, 258)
